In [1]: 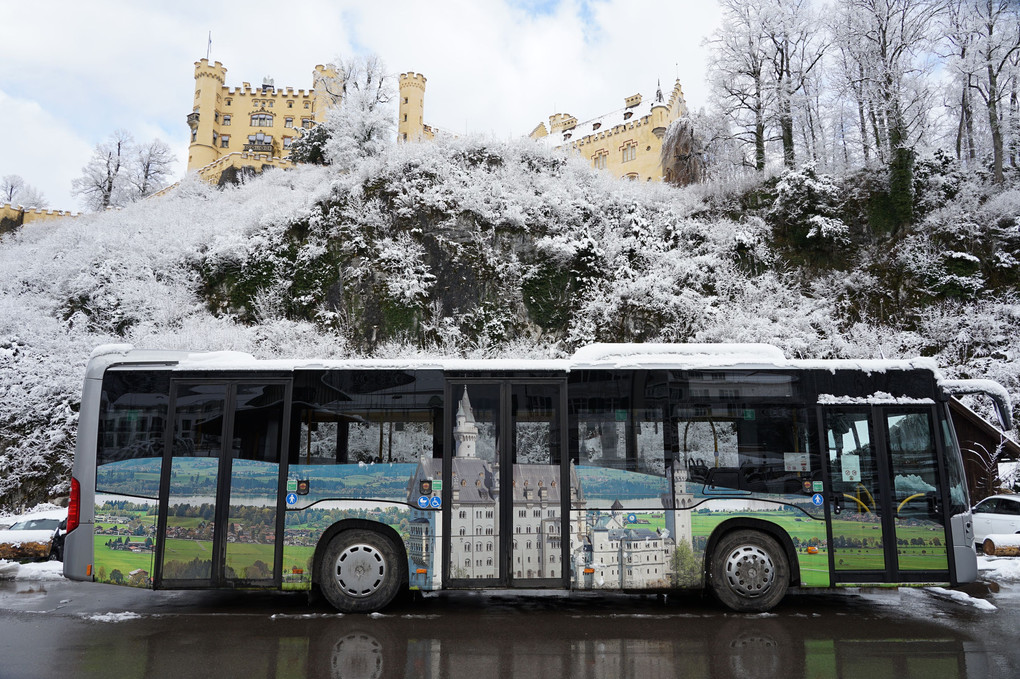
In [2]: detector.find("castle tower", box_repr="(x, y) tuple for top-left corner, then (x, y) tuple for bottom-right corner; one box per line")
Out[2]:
(453, 388), (478, 458)
(189, 59), (227, 169)
(398, 73), (427, 142)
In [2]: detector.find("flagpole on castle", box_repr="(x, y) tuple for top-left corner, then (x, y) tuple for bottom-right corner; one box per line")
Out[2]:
(206, 32), (212, 60)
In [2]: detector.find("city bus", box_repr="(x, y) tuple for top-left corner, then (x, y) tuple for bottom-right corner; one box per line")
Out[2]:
(63, 343), (1012, 613)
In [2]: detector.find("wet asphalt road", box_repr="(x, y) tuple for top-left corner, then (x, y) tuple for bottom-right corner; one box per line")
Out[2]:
(1, 578), (1019, 679)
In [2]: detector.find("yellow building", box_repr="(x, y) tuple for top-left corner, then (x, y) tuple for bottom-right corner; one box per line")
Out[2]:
(186, 59), (337, 177)
(529, 80), (687, 182)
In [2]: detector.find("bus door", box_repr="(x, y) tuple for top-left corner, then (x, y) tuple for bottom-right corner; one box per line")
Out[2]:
(443, 380), (567, 588)
(820, 407), (951, 584)
(156, 380), (290, 588)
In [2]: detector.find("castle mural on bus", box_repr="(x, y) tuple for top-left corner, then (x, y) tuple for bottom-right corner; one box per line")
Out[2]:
(90, 387), (835, 591)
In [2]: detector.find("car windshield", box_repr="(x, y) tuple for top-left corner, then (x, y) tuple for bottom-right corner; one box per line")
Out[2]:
(9, 518), (60, 531)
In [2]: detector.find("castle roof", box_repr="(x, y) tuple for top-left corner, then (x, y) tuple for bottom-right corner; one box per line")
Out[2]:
(536, 79), (684, 150)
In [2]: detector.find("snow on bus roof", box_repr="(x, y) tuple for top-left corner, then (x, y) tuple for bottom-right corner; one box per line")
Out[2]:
(94, 342), (944, 375)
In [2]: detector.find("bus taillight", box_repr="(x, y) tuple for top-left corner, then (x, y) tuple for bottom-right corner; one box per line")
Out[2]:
(67, 477), (80, 533)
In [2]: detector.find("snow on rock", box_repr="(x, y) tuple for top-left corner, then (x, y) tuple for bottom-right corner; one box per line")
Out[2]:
(978, 554), (1020, 582)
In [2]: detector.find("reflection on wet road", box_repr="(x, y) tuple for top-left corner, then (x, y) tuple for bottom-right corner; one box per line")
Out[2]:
(1, 580), (1016, 679)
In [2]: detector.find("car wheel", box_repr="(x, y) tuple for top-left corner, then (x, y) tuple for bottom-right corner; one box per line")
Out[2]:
(319, 530), (404, 614)
(710, 530), (789, 613)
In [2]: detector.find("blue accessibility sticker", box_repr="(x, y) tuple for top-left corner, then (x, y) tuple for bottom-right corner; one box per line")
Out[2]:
(430, 495), (442, 509)
(627, 513), (637, 524)
(286, 493), (298, 505)
(811, 493), (824, 507)
(417, 496), (430, 509)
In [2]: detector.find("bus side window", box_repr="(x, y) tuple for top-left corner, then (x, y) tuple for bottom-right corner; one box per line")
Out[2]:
(677, 407), (814, 495)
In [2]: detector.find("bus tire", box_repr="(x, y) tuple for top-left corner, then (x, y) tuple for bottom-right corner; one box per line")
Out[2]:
(710, 530), (789, 612)
(320, 529), (403, 614)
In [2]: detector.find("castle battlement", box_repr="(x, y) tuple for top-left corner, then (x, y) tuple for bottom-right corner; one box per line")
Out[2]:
(399, 72), (427, 90)
(1, 202), (78, 225)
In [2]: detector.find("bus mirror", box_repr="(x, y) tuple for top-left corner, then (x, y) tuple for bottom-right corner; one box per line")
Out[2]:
(940, 380), (1014, 431)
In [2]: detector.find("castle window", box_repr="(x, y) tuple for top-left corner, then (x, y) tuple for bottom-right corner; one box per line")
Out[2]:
(267, 100), (273, 107)
(403, 97), (408, 104)
(592, 151), (607, 170)
(251, 113), (273, 127)
(223, 114), (231, 126)
(592, 122), (601, 131)
(246, 132), (272, 150)
(191, 128), (197, 143)
(301, 118), (312, 129)
(622, 142), (637, 163)
(221, 135), (230, 148)
(304, 101), (310, 109)
(283, 136), (292, 148)
(285, 117), (294, 128)
(214, 112), (219, 123)
(287, 100), (294, 108)
(403, 114), (408, 122)
(624, 111), (633, 120)
(226, 98), (232, 106)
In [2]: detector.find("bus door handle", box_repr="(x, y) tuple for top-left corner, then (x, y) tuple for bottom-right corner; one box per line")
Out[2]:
(830, 493), (843, 515)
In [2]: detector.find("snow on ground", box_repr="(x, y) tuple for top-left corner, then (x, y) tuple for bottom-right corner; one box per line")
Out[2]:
(0, 560), (64, 581)
(925, 586), (997, 611)
(84, 612), (142, 623)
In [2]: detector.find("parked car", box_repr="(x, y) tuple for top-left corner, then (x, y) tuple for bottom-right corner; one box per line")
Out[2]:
(972, 494), (1020, 548)
(0, 508), (67, 561)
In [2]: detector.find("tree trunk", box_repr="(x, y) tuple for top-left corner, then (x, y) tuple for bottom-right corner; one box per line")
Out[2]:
(988, 62), (1004, 184)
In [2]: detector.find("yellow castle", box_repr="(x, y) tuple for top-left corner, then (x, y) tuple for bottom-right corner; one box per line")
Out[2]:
(187, 59), (687, 183)
(529, 80), (687, 182)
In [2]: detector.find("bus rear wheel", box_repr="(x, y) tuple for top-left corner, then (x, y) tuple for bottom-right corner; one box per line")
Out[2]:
(710, 530), (789, 612)
(320, 530), (403, 614)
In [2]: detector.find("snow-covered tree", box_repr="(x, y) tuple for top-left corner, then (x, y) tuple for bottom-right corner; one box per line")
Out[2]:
(660, 117), (706, 185)
(71, 131), (175, 210)
(830, 0), (947, 228)
(129, 139), (175, 198)
(302, 55), (396, 169)
(963, 0), (1020, 184)
(0, 175), (46, 208)
(71, 130), (133, 211)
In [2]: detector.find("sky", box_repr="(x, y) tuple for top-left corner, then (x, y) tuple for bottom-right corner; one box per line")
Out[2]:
(0, 0), (722, 211)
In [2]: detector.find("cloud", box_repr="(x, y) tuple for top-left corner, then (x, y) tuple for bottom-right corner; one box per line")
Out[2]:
(0, 90), (94, 210)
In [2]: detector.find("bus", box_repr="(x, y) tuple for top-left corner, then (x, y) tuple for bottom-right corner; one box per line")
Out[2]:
(63, 343), (1012, 613)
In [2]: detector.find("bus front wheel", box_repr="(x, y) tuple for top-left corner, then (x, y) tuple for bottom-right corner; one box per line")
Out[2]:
(710, 530), (789, 612)
(320, 530), (403, 614)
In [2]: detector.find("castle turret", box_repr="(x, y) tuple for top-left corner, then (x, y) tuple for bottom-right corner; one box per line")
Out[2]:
(398, 73), (427, 142)
(188, 59), (227, 169)
(453, 388), (479, 459)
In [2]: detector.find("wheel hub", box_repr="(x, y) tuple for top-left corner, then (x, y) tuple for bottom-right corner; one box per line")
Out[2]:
(334, 544), (387, 598)
(724, 544), (775, 598)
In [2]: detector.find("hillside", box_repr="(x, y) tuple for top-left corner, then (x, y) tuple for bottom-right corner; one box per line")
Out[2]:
(0, 136), (1018, 510)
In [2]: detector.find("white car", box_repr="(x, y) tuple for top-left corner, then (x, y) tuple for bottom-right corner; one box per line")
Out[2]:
(972, 494), (1020, 548)
(0, 508), (67, 561)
